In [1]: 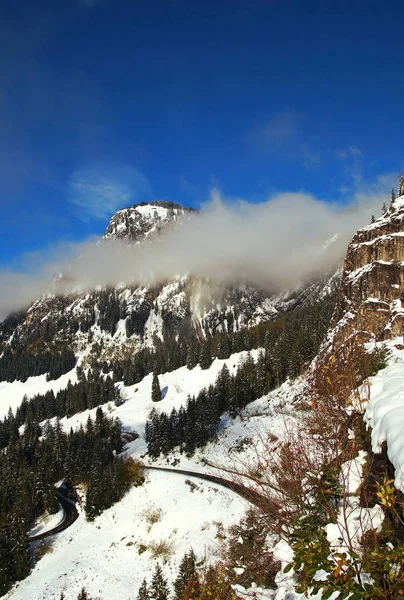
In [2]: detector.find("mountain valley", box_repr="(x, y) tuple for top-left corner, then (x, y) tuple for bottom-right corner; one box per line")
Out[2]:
(1, 188), (404, 600)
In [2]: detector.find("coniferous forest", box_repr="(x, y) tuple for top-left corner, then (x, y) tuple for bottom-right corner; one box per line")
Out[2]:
(0, 287), (337, 595)
(0, 408), (138, 595)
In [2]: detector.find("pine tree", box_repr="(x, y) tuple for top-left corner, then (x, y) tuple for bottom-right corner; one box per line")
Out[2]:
(371, 214), (375, 224)
(137, 578), (151, 600)
(186, 340), (199, 370)
(214, 364), (232, 414)
(391, 187), (396, 208)
(216, 334), (231, 360)
(174, 549), (200, 599)
(150, 564), (169, 600)
(151, 372), (162, 402)
(145, 409), (162, 458)
(199, 340), (212, 370)
(398, 173), (404, 197)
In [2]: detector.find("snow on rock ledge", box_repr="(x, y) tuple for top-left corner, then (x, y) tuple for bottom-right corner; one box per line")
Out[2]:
(364, 343), (404, 492)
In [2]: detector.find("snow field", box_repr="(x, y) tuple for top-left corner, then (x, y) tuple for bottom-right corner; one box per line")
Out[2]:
(3, 337), (404, 600)
(7, 470), (247, 600)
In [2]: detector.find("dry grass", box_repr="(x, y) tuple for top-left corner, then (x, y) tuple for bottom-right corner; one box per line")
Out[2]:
(141, 505), (163, 526)
(148, 538), (174, 560)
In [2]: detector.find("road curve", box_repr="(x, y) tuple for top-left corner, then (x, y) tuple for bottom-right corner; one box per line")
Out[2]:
(143, 465), (269, 509)
(29, 492), (79, 543)
(28, 466), (267, 543)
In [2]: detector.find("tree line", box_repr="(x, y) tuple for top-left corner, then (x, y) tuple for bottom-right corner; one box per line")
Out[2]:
(145, 291), (338, 457)
(0, 367), (121, 450)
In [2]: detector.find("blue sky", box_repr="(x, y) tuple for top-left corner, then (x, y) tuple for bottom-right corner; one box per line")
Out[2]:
(1, 0), (403, 267)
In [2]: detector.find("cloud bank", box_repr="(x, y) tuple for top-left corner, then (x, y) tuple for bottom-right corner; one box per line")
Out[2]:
(0, 184), (390, 321)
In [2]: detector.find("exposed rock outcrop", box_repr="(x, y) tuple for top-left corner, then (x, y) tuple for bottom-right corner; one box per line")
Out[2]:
(331, 193), (404, 355)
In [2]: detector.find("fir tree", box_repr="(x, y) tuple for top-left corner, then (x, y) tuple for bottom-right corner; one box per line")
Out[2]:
(214, 364), (232, 414)
(398, 173), (404, 197)
(199, 340), (212, 370)
(174, 549), (199, 599)
(215, 334), (231, 360)
(186, 340), (199, 370)
(150, 564), (169, 600)
(137, 578), (151, 600)
(391, 187), (396, 207)
(151, 371), (162, 402)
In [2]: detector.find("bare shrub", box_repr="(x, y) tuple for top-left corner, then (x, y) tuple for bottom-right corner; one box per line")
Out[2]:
(123, 457), (145, 486)
(148, 538), (174, 560)
(221, 507), (281, 588)
(141, 505), (163, 526)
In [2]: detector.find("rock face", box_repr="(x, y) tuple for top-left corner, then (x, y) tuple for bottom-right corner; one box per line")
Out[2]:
(103, 201), (194, 242)
(332, 194), (404, 354)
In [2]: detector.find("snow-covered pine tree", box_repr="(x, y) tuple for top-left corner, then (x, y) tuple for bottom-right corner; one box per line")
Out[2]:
(137, 578), (151, 600)
(150, 564), (169, 600)
(145, 408), (162, 457)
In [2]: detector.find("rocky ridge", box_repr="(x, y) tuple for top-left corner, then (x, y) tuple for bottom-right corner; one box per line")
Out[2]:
(103, 200), (195, 242)
(330, 193), (404, 356)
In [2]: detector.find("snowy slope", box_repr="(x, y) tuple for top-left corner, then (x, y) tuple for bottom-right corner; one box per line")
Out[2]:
(0, 351), (270, 599)
(0, 344), (310, 600)
(7, 470), (247, 600)
(3, 338), (404, 600)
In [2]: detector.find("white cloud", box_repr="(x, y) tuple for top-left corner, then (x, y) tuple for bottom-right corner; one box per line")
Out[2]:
(67, 163), (152, 221)
(0, 178), (392, 320)
(336, 144), (365, 188)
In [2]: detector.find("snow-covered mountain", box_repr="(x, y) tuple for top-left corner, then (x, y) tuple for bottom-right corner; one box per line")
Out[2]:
(5, 188), (404, 600)
(0, 200), (340, 384)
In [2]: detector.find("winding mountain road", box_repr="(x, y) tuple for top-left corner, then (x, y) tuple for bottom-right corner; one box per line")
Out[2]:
(28, 492), (79, 543)
(29, 465), (268, 542)
(143, 465), (268, 509)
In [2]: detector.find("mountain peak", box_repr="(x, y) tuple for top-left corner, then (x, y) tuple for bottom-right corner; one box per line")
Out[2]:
(103, 200), (196, 242)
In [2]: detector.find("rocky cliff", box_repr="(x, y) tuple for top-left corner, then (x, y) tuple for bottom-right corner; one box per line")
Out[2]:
(330, 191), (404, 356)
